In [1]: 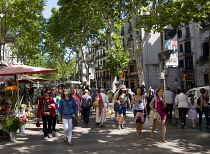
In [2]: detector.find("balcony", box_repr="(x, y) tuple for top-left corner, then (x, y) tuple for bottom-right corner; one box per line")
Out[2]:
(102, 76), (111, 80)
(95, 53), (106, 59)
(185, 66), (194, 71)
(127, 72), (138, 77)
(127, 36), (133, 42)
(198, 56), (209, 62)
(184, 48), (192, 55)
(128, 26), (132, 33)
(183, 34), (191, 40)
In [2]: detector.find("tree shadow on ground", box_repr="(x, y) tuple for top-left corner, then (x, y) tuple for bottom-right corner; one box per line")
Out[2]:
(0, 111), (210, 154)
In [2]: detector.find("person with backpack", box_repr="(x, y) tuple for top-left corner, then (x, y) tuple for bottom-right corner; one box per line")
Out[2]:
(37, 89), (58, 140)
(59, 89), (78, 146)
(114, 85), (130, 130)
(81, 89), (92, 126)
(199, 88), (210, 128)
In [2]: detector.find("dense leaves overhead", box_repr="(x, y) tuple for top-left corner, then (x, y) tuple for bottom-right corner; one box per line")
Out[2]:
(1, 0), (210, 82)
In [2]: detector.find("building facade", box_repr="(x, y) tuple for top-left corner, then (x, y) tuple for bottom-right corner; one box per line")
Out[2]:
(177, 22), (210, 90)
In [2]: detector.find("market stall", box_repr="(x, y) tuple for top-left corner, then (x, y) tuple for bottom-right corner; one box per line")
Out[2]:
(0, 64), (57, 142)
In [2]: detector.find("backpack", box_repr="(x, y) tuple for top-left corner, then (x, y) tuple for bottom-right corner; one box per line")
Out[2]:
(203, 94), (209, 107)
(81, 95), (91, 109)
(119, 94), (128, 106)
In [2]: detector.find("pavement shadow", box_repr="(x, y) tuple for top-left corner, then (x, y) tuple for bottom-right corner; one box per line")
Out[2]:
(1, 111), (210, 154)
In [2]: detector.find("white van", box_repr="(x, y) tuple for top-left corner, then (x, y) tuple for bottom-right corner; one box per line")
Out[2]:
(186, 86), (209, 103)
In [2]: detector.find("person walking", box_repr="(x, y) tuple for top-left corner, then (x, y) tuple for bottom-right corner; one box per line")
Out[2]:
(113, 81), (120, 121)
(131, 87), (147, 137)
(175, 89), (189, 129)
(163, 87), (175, 124)
(114, 85), (130, 130)
(72, 89), (81, 114)
(188, 97), (202, 129)
(51, 89), (61, 130)
(95, 89), (109, 127)
(199, 88), (210, 128)
(76, 84), (83, 98)
(80, 89), (92, 126)
(37, 89), (58, 140)
(59, 89), (78, 146)
(56, 84), (64, 97)
(149, 88), (167, 143)
(146, 89), (154, 116)
(89, 85), (98, 114)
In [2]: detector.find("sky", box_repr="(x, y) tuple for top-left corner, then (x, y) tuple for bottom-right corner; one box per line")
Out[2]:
(42, 0), (59, 18)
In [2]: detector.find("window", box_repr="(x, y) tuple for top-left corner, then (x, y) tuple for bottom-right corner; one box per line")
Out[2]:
(185, 56), (193, 70)
(180, 44), (183, 52)
(204, 74), (209, 85)
(184, 41), (191, 54)
(202, 42), (209, 58)
(186, 27), (190, 38)
(130, 65), (134, 72)
(179, 60), (184, 67)
(178, 30), (182, 38)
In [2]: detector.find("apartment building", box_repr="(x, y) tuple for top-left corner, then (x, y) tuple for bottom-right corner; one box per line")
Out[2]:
(122, 22), (179, 91)
(177, 22), (210, 89)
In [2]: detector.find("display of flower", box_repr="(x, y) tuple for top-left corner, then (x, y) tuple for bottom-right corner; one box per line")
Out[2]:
(4, 85), (19, 110)
(3, 118), (20, 132)
(0, 116), (6, 123)
(18, 117), (28, 125)
(25, 112), (35, 119)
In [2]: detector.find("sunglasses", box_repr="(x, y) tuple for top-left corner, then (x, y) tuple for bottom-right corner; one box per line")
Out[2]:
(45, 92), (51, 94)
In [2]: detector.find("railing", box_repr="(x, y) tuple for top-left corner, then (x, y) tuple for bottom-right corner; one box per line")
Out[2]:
(127, 37), (133, 42)
(128, 26), (132, 32)
(198, 56), (208, 62)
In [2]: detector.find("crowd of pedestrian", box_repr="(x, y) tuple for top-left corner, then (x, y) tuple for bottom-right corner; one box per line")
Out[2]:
(36, 82), (210, 145)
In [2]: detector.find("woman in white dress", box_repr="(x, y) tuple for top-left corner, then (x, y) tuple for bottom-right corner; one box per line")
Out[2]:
(95, 89), (109, 127)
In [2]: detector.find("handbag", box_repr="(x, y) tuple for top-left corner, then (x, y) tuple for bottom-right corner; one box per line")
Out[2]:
(72, 116), (78, 126)
(143, 116), (150, 129)
(93, 100), (99, 107)
(161, 108), (167, 113)
(36, 121), (41, 127)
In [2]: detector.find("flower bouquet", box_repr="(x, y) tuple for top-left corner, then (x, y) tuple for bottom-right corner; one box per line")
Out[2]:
(0, 116), (6, 123)
(4, 85), (19, 110)
(19, 117), (28, 125)
(25, 112), (35, 119)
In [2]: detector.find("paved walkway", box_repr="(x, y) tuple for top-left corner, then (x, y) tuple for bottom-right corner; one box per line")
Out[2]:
(0, 110), (210, 154)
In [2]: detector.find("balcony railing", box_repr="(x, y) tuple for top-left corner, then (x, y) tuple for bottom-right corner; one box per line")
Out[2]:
(127, 72), (138, 77)
(198, 56), (209, 62)
(184, 48), (192, 54)
(127, 37), (133, 42)
(128, 26), (132, 32)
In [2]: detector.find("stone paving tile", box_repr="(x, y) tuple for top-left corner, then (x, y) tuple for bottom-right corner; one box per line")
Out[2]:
(0, 110), (210, 154)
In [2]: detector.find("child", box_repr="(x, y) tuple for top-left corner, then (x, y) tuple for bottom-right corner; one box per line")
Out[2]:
(188, 97), (202, 129)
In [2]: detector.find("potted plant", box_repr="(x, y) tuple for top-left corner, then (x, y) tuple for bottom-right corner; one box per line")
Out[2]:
(19, 117), (28, 135)
(3, 118), (20, 142)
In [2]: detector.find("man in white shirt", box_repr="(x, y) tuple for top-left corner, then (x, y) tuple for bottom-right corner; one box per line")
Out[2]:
(163, 87), (175, 124)
(175, 89), (189, 128)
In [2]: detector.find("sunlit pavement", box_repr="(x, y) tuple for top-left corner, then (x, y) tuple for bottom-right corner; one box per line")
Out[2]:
(0, 108), (210, 154)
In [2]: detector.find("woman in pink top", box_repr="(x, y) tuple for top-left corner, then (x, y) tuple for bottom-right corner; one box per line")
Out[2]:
(149, 88), (167, 143)
(72, 89), (81, 114)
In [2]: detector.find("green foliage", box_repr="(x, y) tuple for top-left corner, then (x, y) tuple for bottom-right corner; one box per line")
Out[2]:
(103, 34), (130, 77)
(3, 118), (20, 132)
